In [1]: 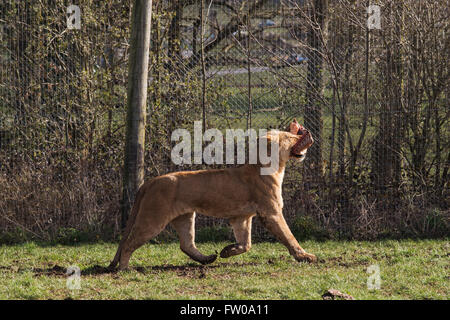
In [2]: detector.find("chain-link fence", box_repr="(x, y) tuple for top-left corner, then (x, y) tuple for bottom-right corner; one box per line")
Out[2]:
(0, 0), (448, 243)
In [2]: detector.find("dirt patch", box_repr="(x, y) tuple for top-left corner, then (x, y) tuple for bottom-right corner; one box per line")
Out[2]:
(0, 264), (68, 276)
(135, 261), (259, 279)
(0, 265), (20, 272)
(33, 264), (67, 276)
(2, 261), (260, 279)
(82, 264), (115, 275)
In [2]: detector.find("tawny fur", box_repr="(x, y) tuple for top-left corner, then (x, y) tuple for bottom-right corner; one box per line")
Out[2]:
(109, 130), (317, 270)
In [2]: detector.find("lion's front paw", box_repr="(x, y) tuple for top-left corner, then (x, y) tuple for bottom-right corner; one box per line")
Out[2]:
(200, 253), (218, 265)
(220, 244), (238, 258)
(295, 252), (317, 263)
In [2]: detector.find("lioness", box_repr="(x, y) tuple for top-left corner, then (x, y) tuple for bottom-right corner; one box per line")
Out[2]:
(109, 119), (317, 270)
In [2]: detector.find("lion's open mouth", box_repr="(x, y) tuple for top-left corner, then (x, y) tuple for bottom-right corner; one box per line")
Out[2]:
(291, 130), (314, 157)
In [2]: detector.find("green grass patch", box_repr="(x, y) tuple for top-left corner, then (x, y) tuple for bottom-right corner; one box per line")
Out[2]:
(0, 240), (448, 300)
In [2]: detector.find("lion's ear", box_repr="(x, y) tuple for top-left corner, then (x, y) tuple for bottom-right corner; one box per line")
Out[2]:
(289, 119), (301, 135)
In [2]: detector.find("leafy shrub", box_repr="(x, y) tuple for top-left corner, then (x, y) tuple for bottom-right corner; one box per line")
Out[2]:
(0, 228), (29, 244)
(291, 215), (330, 241)
(196, 226), (233, 243)
(423, 208), (449, 236)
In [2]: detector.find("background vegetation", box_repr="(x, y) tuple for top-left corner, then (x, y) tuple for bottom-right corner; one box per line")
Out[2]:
(0, 0), (448, 242)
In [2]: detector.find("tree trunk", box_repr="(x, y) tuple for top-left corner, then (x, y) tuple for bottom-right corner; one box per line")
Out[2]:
(372, 1), (403, 192)
(122, 0), (153, 228)
(304, 0), (328, 180)
(168, 0), (183, 70)
(339, 22), (353, 179)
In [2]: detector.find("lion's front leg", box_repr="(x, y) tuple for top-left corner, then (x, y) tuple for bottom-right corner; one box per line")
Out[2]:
(258, 212), (317, 263)
(220, 215), (254, 258)
(171, 212), (217, 265)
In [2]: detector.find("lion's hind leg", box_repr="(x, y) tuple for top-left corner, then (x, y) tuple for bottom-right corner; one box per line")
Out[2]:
(118, 209), (170, 270)
(171, 212), (217, 265)
(220, 215), (254, 258)
(118, 224), (165, 270)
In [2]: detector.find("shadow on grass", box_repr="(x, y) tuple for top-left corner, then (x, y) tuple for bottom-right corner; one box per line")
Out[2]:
(2, 256), (325, 278)
(82, 261), (260, 277)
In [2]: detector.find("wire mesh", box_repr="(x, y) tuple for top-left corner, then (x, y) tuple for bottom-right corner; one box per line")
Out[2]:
(0, 0), (448, 242)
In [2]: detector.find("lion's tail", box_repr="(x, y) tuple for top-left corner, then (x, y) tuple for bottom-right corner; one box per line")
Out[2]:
(108, 185), (146, 269)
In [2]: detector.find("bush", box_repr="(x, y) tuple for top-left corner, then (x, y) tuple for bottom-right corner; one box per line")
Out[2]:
(54, 227), (115, 245)
(423, 208), (449, 237)
(291, 215), (330, 241)
(0, 228), (29, 244)
(195, 226), (233, 243)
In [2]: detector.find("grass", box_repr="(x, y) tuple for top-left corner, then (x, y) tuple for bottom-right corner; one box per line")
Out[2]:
(0, 239), (448, 300)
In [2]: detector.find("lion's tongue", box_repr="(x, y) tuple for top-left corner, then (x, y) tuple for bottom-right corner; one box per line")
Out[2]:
(292, 130), (314, 154)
